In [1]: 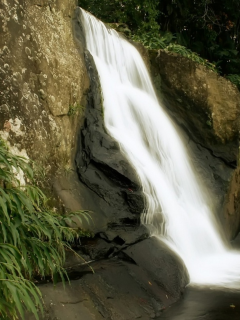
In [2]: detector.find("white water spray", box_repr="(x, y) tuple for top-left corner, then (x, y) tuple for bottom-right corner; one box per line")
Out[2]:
(80, 9), (240, 288)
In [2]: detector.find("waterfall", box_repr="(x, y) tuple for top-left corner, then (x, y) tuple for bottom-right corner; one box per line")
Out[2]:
(80, 8), (240, 288)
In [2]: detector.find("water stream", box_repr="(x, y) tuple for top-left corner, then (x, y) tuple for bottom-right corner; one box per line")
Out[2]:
(80, 9), (240, 288)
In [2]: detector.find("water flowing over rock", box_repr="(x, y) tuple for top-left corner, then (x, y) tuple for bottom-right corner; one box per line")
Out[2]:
(80, 9), (240, 289)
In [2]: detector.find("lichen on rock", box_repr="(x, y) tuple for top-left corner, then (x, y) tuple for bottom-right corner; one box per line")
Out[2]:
(0, 0), (89, 208)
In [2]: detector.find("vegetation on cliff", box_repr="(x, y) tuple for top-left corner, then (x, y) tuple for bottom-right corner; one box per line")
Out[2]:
(0, 140), (91, 319)
(80, 0), (240, 88)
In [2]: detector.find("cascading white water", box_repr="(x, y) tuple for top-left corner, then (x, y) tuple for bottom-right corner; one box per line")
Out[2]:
(80, 8), (240, 288)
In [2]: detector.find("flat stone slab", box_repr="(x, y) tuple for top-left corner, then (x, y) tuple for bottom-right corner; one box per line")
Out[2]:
(25, 238), (189, 320)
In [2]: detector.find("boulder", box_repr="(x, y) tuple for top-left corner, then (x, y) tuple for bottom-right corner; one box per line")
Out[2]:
(123, 237), (189, 300)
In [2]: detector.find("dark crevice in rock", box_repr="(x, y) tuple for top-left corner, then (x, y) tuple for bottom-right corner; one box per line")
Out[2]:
(76, 163), (110, 205)
(117, 251), (137, 264)
(112, 236), (125, 246)
(120, 217), (140, 226)
(107, 220), (140, 231)
(63, 270), (93, 281)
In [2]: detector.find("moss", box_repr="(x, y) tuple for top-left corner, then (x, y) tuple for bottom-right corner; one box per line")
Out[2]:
(68, 104), (84, 116)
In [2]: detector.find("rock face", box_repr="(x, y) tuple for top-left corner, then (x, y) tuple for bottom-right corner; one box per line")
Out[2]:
(149, 49), (240, 239)
(0, 0), (89, 203)
(75, 56), (145, 225)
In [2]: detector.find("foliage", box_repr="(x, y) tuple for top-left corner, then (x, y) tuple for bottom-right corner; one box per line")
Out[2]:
(226, 74), (240, 89)
(155, 0), (240, 75)
(0, 140), (92, 319)
(80, 0), (160, 33)
(132, 30), (173, 49)
(80, 0), (240, 78)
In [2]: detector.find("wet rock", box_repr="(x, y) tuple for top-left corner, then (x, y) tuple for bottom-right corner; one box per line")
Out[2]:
(123, 237), (189, 299)
(232, 231), (240, 249)
(224, 167), (240, 239)
(159, 287), (240, 320)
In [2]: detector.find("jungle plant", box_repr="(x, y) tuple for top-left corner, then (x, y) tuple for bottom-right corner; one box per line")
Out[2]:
(132, 30), (173, 49)
(0, 139), (92, 319)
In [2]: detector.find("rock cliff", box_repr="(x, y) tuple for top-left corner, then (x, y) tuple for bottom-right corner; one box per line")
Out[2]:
(0, 0), (89, 209)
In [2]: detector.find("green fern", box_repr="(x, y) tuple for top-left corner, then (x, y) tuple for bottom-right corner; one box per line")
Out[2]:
(0, 139), (93, 319)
